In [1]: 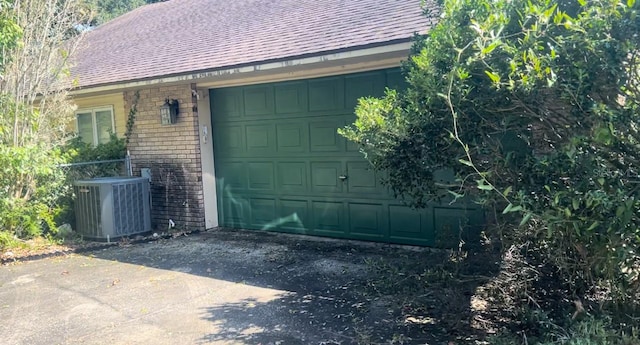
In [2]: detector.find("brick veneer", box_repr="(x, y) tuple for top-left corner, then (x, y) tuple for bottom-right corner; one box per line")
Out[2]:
(124, 83), (205, 231)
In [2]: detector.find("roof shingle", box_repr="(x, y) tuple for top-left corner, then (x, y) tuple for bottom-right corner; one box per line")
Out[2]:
(72, 0), (438, 88)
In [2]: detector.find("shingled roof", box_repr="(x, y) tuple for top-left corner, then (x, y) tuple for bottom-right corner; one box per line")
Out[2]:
(72, 0), (438, 89)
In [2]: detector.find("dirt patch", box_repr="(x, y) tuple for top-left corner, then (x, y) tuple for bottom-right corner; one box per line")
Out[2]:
(0, 239), (80, 263)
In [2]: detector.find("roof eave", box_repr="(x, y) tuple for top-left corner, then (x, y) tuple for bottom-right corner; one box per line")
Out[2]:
(70, 39), (418, 96)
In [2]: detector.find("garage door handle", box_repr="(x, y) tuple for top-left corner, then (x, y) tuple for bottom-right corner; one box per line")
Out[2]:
(338, 175), (348, 181)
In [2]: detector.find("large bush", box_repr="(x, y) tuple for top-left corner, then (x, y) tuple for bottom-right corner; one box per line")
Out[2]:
(341, 0), (640, 309)
(0, 144), (66, 238)
(63, 134), (127, 176)
(0, 0), (89, 246)
(54, 134), (127, 230)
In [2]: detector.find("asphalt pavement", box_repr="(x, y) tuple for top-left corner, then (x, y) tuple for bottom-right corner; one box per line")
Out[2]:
(0, 229), (439, 345)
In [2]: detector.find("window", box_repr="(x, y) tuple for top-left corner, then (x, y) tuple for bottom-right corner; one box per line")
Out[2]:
(76, 106), (115, 146)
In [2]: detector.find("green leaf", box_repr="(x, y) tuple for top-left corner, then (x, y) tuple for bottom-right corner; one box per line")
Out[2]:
(502, 204), (522, 214)
(554, 11), (564, 24)
(485, 70), (501, 83)
(572, 198), (580, 210)
(519, 213), (532, 226)
(628, 0), (635, 8)
(616, 205), (626, 217)
(543, 4), (558, 18)
(459, 159), (474, 167)
(481, 40), (500, 55)
(510, 205), (523, 213)
(594, 126), (613, 145)
(503, 186), (512, 197)
(587, 221), (599, 231)
(577, 0), (586, 6)
(477, 184), (493, 191)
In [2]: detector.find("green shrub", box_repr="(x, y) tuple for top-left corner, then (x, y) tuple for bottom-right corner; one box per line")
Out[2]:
(0, 0), (95, 249)
(0, 230), (21, 249)
(341, 0), (640, 309)
(62, 134), (126, 178)
(489, 316), (640, 345)
(0, 134), (127, 249)
(0, 144), (66, 242)
(54, 134), (127, 231)
(65, 133), (125, 162)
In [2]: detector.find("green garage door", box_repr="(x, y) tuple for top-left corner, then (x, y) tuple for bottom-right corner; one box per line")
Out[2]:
(211, 69), (482, 246)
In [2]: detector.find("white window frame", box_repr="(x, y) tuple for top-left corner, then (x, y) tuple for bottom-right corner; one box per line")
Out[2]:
(75, 106), (115, 146)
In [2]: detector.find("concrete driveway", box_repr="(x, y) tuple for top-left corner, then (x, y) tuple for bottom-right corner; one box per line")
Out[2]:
(0, 229), (486, 345)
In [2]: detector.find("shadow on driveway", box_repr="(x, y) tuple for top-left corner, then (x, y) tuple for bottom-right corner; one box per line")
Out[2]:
(0, 229), (499, 344)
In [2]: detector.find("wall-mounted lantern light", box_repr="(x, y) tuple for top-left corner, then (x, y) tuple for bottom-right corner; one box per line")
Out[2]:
(160, 99), (179, 125)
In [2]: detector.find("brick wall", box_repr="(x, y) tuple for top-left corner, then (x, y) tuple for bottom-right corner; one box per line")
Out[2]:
(124, 83), (205, 231)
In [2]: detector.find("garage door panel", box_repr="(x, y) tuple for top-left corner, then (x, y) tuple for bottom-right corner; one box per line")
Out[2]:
(308, 77), (345, 112)
(349, 203), (386, 239)
(246, 124), (276, 155)
(312, 201), (345, 233)
(277, 162), (308, 193)
(249, 198), (277, 228)
(345, 73), (386, 110)
(278, 199), (309, 232)
(311, 162), (343, 193)
(212, 88), (244, 121)
(386, 69), (408, 91)
(346, 138), (359, 152)
(275, 82), (308, 114)
(276, 122), (308, 153)
(216, 125), (244, 155)
(244, 85), (275, 116)
(310, 120), (345, 152)
(434, 207), (468, 230)
(346, 162), (384, 195)
(216, 161), (247, 190)
(248, 162), (274, 191)
(389, 205), (422, 233)
(388, 205), (434, 244)
(219, 192), (250, 228)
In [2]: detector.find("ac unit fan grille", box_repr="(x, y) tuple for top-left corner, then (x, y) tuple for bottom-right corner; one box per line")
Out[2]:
(74, 185), (102, 238)
(113, 183), (145, 236)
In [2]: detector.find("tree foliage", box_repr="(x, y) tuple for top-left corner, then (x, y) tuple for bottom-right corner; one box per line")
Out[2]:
(341, 0), (640, 305)
(84, 0), (165, 25)
(0, 0), (21, 70)
(0, 0), (86, 242)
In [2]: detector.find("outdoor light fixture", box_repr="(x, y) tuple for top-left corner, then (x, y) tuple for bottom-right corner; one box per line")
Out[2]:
(160, 99), (179, 125)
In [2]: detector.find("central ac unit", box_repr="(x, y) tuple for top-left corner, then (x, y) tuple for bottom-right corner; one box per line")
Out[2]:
(74, 177), (151, 241)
